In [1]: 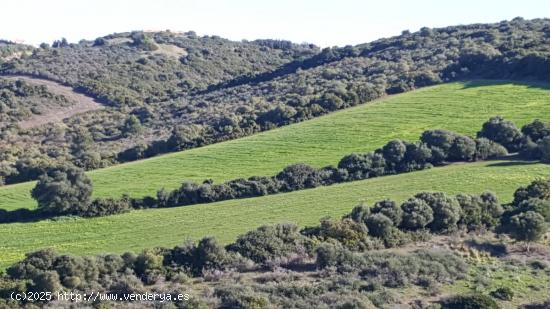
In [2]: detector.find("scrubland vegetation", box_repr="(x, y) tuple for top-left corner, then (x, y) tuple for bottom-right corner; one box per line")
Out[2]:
(0, 17), (549, 308)
(1, 18), (550, 186)
(0, 179), (548, 308)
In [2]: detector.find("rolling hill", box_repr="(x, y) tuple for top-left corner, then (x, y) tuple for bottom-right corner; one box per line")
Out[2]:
(1, 80), (549, 211)
(2, 18), (550, 187)
(1, 19), (550, 308)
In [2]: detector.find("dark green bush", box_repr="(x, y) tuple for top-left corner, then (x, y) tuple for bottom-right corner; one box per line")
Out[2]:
(441, 294), (500, 309)
(490, 287), (514, 300)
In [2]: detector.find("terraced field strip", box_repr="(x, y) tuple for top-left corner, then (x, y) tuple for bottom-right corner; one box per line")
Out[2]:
(0, 160), (548, 268)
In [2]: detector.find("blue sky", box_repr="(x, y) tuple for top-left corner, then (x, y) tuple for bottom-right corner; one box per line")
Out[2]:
(1, 0), (548, 46)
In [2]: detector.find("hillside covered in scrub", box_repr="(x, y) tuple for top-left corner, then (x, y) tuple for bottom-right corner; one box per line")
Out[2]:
(0, 13), (550, 308)
(1, 18), (550, 186)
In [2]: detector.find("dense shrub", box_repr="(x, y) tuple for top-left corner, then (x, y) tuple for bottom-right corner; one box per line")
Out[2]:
(365, 213), (395, 238)
(371, 199), (403, 226)
(515, 198), (550, 222)
(522, 119), (550, 143)
(84, 197), (131, 217)
(30, 165), (93, 216)
(421, 130), (458, 161)
(229, 224), (311, 263)
(505, 211), (546, 245)
(539, 136), (550, 163)
(346, 204), (371, 223)
(164, 237), (235, 276)
(475, 137), (508, 160)
(317, 218), (381, 251)
(414, 192), (462, 232)
(457, 192), (503, 230)
(400, 198), (434, 230)
(513, 179), (550, 205)
(449, 135), (477, 161)
(477, 116), (523, 152)
(276, 163), (322, 190)
(490, 287), (514, 301)
(338, 152), (386, 180)
(441, 294), (500, 309)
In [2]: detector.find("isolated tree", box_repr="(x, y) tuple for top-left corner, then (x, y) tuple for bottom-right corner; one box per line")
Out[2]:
(506, 211), (546, 251)
(31, 166), (93, 215)
(400, 198), (434, 230)
(477, 116), (523, 152)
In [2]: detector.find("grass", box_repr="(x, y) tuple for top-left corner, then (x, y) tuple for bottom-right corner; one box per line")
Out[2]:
(0, 159), (548, 268)
(447, 261), (550, 308)
(1, 80), (550, 210)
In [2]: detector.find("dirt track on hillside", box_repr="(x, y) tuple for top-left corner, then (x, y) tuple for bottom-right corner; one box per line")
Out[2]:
(2, 75), (104, 129)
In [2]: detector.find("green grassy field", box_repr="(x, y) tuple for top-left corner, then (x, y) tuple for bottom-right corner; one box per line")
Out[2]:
(1, 80), (550, 211)
(0, 160), (548, 268)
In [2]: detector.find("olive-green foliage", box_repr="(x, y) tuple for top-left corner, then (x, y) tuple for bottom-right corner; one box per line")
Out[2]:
(441, 294), (499, 309)
(477, 116), (524, 152)
(318, 218), (381, 251)
(513, 179), (550, 205)
(346, 204), (371, 223)
(516, 198), (550, 222)
(506, 211), (546, 243)
(539, 136), (550, 163)
(522, 119), (550, 143)
(456, 192), (503, 230)
(475, 138), (508, 160)
(365, 213), (395, 238)
(371, 199), (402, 226)
(229, 223), (310, 263)
(414, 192), (462, 232)
(489, 286), (514, 301)
(400, 198), (434, 230)
(30, 165), (93, 215)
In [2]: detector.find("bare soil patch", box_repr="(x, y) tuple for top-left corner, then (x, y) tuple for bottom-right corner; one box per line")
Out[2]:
(153, 44), (187, 58)
(3, 75), (104, 129)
